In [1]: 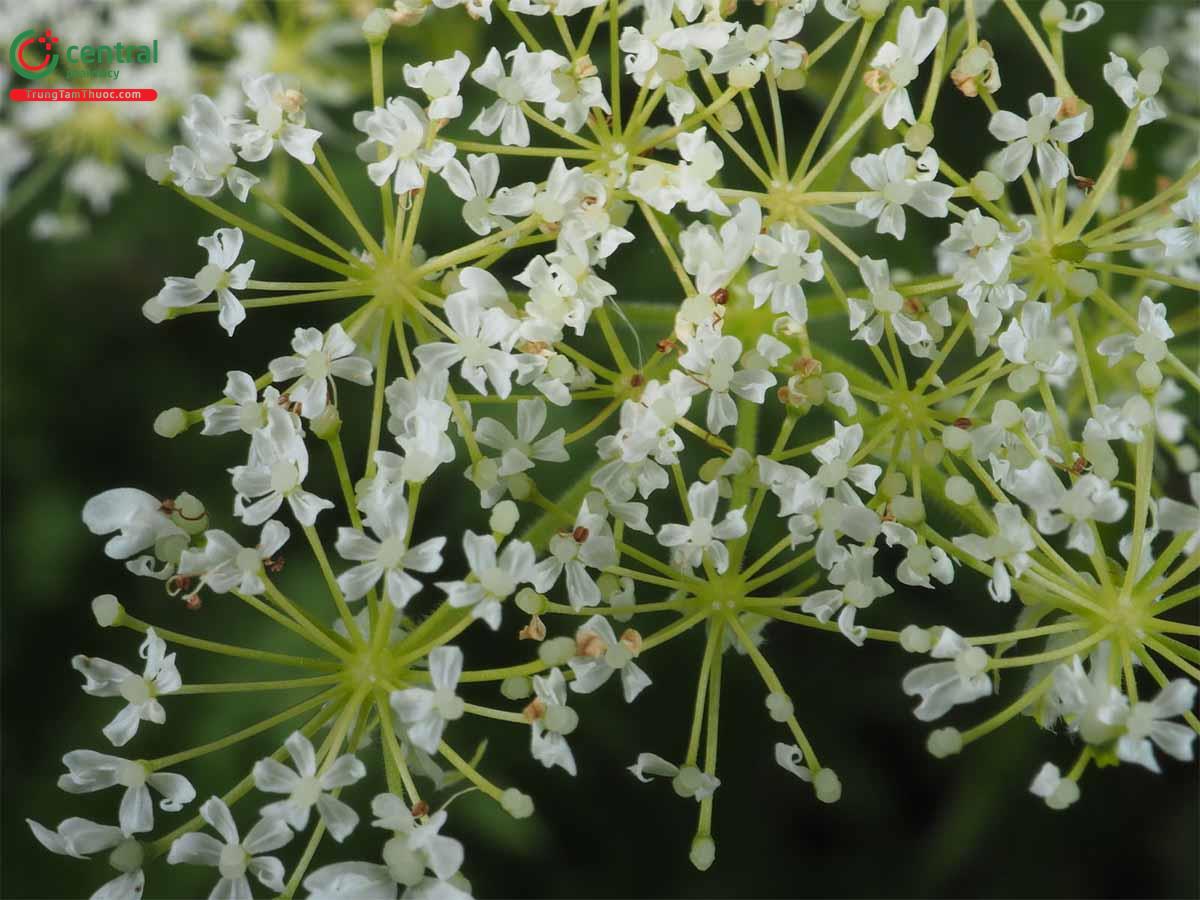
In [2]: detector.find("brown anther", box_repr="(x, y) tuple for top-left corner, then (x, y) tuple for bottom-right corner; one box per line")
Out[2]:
(1121, 150), (1137, 171)
(522, 697), (547, 722)
(265, 556), (285, 574)
(184, 594), (203, 611)
(711, 288), (729, 306)
(881, 510), (896, 523)
(572, 526), (590, 543)
(1074, 175), (1096, 193)
(792, 356), (822, 377)
(777, 385), (792, 404)
(619, 628), (643, 656)
(576, 629), (606, 658)
(166, 574), (193, 597)
(159, 498), (177, 514)
(519, 615), (546, 642)
(630, 373), (645, 388)
(903, 296), (923, 315)
(656, 337), (677, 353)
(1059, 96), (1081, 118)
(411, 801), (430, 818)
(953, 417), (972, 429)
(863, 69), (888, 94)
(1070, 456), (1089, 475)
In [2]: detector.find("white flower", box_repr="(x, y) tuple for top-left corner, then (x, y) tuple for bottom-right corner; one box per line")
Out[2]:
(59, 751), (194, 835)
(150, 227), (255, 336)
(627, 753), (719, 799)
(335, 487), (445, 608)
(569, 615), (652, 702)
(72, 628), (182, 747)
(436, 532), (536, 629)
(802, 544), (893, 646)
(167, 797), (292, 898)
(869, 5), (946, 129)
(1097, 296), (1174, 370)
(1104, 47), (1169, 126)
(1007, 461), (1127, 555)
(847, 256), (929, 349)
(177, 520), (290, 596)
(82, 488), (185, 568)
(1117, 679), (1198, 772)
(1158, 472), (1200, 554)
(269, 324), (374, 420)
(169, 94), (259, 202)
(529, 668), (579, 775)
(708, 6), (811, 83)
(902, 627), (992, 721)
(851, 144), (953, 239)
(987, 93), (1088, 186)
(470, 45), (565, 147)
(231, 407), (334, 527)
(254, 731), (365, 841)
(676, 325), (777, 433)
(1156, 180), (1200, 259)
(354, 97), (454, 194)
(404, 52), (471, 121)
(475, 398), (569, 506)
(997, 301), (1077, 392)
(390, 646), (465, 754)
(413, 294), (520, 398)
(1049, 646), (1129, 745)
(952, 503), (1035, 602)
(532, 498), (617, 610)
(881, 522), (955, 589)
(27, 818), (145, 898)
(440, 153), (535, 236)
(544, 56), (611, 133)
(1029, 763), (1081, 810)
(65, 159), (128, 214)
(202, 372), (282, 436)
(749, 223), (824, 321)
(234, 74), (322, 165)
(386, 368), (457, 481)
(656, 480), (747, 574)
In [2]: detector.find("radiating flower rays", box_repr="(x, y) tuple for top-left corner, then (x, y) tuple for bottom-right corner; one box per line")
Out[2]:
(30, 0), (1200, 896)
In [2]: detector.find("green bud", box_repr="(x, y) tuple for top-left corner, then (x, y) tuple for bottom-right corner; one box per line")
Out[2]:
(689, 835), (716, 871)
(153, 407), (189, 438)
(538, 636), (576, 667)
(171, 492), (208, 535)
(501, 788), (534, 819)
(311, 406), (342, 440)
(92, 594), (125, 628)
(500, 676), (533, 700)
(516, 587), (547, 616)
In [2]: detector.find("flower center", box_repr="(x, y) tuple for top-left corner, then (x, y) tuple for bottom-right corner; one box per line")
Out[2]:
(304, 352), (331, 381)
(883, 180), (915, 205)
(218, 843), (249, 879)
(708, 360), (735, 393)
(119, 675), (153, 705)
(236, 547), (262, 574)
(479, 564), (516, 599)
(115, 760), (148, 788)
(377, 535), (408, 570)
(290, 776), (323, 809)
(195, 262), (229, 296)
(496, 75), (525, 105)
(270, 460), (301, 494)
(434, 687), (465, 720)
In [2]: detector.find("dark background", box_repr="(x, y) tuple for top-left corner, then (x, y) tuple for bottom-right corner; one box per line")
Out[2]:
(2, 2), (1197, 898)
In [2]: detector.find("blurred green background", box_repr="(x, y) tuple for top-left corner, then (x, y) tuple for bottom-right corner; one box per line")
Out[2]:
(2, 2), (1197, 898)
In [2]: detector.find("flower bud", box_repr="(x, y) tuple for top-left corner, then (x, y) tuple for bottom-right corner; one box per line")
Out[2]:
(501, 788), (534, 818)
(922, 440), (945, 466)
(109, 839), (144, 874)
(1122, 394), (1153, 429)
(927, 727), (963, 758)
(717, 104), (743, 132)
(813, 768), (842, 803)
(1064, 268), (1097, 298)
(1136, 360), (1163, 392)
(944, 475), (976, 506)
(1039, 0), (1067, 26)
(311, 406), (342, 440)
(904, 122), (934, 153)
(879, 471), (907, 498)
(970, 171), (1004, 202)
(516, 587), (547, 616)
(507, 473), (534, 501)
(891, 495), (925, 524)
(766, 691), (794, 722)
(362, 8), (392, 42)
(942, 424), (972, 453)
(490, 500), (519, 536)
(689, 835), (716, 871)
(153, 407), (188, 439)
(859, 0), (889, 21)
(899, 624), (932, 653)
(92, 594), (125, 628)
(538, 636), (576, 667)
(501, 676), (533, 700)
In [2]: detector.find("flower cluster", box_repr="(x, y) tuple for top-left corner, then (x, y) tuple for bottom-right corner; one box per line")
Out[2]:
(28, 0), (1200, 896)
